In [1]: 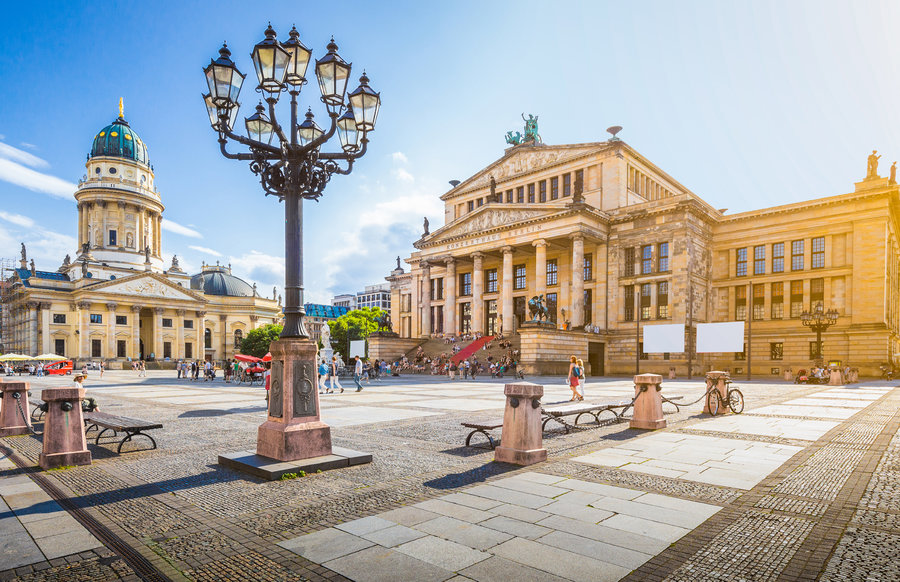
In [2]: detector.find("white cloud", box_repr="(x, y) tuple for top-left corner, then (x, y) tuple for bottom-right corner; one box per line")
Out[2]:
(0, 142), (48, 168)
(18, 142), (37, 151)
(0, 210), (35, 228)
(161, 218), (202, 239)
(188, 245), (222, 257)
(0, 158), (76, 199)
(392, 168), (414, 182)
(228, 250), (285, 292)
(391, 151), (408, 164)
(0, 218), (75, 271)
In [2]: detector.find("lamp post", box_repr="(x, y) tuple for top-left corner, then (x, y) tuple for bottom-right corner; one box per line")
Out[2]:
(800, 303), (838, 367)
(203, 24), (380, 465)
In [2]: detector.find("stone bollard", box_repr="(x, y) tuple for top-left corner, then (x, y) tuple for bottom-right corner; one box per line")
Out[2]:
(849, 368), (859, 384)
(630, 374), (666, 430)
(783, 368), (793, 382)
(39, 387), (91, 470)
(828, 368), (843, 385)
(494, 382), (547, 466)
(704, 371), (730, 415)
(0, 381), (32, 437)
(668, 367), (676, 380)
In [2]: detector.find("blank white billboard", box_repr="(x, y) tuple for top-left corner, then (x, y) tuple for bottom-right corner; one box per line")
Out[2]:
(350, 340), (366, 358)
(696, 322), (745, 353)
(642, 324), (685, 353)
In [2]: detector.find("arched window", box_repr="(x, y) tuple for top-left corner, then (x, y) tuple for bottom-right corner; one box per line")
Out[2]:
(204, 328), (211, 349)
(234, 329), (243, 349)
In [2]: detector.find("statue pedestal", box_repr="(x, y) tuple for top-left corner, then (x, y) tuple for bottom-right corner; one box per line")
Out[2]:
(519, 321), (556, 331)
(218, 337), (370, 480)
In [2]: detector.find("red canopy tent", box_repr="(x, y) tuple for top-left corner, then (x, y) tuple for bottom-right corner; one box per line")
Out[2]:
(233, 354), (261, 363)
(262, 352), (272, 362)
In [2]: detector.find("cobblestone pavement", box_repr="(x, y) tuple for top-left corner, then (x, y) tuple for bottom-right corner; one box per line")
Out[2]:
(0, 371), (895, 581)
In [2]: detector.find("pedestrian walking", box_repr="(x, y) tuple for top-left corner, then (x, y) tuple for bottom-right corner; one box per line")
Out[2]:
(138, 360), (146, 377)
(329, 356), (343, 393)
(99, 361), (104, 378)
(318, 360), (329, 393)
(566, 355), (581, 401)
(576, 358), (586, 400)
(353, 356), (363, 391)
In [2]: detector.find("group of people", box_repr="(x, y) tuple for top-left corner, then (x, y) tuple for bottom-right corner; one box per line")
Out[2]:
(317, 356), (392, 394)
(567, 355), (586, 401)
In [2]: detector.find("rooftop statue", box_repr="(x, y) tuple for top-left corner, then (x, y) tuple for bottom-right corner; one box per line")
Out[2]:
(423, 216), (430, 236)
(867, 150), (881, 179)
(504, 114), (542, 146)
(891, 161), (897, 185)
(20, 243), (26, 262)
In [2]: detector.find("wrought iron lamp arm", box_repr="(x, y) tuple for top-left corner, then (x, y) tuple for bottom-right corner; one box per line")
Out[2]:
(267, 97), (291, 147)
(305, 111), (339, 153)
(218, 120), (282, 156)
(218, 137), (257, 161)
(319, 136), (369, 161)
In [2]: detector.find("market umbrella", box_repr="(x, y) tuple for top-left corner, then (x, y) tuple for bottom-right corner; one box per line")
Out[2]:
(0, 354), (34, 361)
(233, 354), (261, 363)
(35, 353), (66, 360)
(262, 352), (272, 362)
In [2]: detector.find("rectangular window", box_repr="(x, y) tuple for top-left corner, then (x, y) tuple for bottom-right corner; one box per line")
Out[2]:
(546, 292), (557, 323)
(514, 264), (527, 290)
(539, 180), (547, 202)
(477, 197), (483, 207)
(624, 285), (635, 321)
(117, 340), (126, 358)
(550, 177), (559, 200)
(546, 259), (558, 286)
(467, 200), (474, 212)
(736, 343), (746, 361)
(584, 289), (592, 325)
(754, 245), (766, 275)
(185, 343), (193, 359)
(116, 315), (127, 325)
(162, 318), (173, 328)
(792, 240), (804, 271)
(812, 236), (825, 269)
(657, 281), (669, 319)
(811, 277), (824, 309)
(516, 186), (524, 203)
(460, 273), (472, 296)
(431, 278), (444, 300)
(639, 342), (647, 360)
(641, 283), (652, 320)
(505, 189), (513, 203)
(735, 285), (747, 320)
(624, 247), (635, 276)
(163, 341), (171, 359)
(109, 230), (117, 246)
(91, 339), (102, 358)
(773, 242), (785, 273)
(771, 281), (784, 319)
(54, 339), (65, 356)
(486, 268), (498, 293)
(575, 169), (584, 196)
(562, 173), (571, 197)
(753, 283), (765, 320)
(642, 245), (653, 274)
(90, 314), (102, 324)
(770, 342), (783, 360)
(736, 247), (748, 277)
(791, 280), (804, 317)
(184, 319), (194, 329)
(527, 183), (535, 203)
(583, 255), (593, 281)
(810, 341), (822, 359)
(460, 302), (471, 333)
(52, 314), (66, 324)
(658, 242), (669, 272)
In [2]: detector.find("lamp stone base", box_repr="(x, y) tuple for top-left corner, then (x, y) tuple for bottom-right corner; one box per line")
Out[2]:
(494, 446), (547, 465)
(39, 450), (92, 470)
(0, 381), (32, 436)
(256, 420), (332, 462)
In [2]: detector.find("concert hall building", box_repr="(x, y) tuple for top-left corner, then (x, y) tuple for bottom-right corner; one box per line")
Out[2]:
(386, 131), (900, 377)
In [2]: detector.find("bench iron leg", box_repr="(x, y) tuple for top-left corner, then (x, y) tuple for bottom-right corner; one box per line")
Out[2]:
(117, 430), (157, 453)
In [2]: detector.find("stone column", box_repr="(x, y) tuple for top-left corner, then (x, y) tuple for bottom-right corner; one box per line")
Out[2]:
(153, 307), (164, 360)
(472, 252), (485, 334)
(131, 305), (142, 359)
(106, 303), (117, 359)
(40, 303), (51, 354)
(26, 301), (39, 356)
(571, 235), (585, 328)
(501, 246), (514, 334)
(249, 314), (259, 330)
(197, 311), (207, 357)
(533, 239), (547, 298)
(220, 314), (229, 359)
(137, 211), (145, 250)
(421, 262), (431, 337)
(78, 301), (90, 359)
(444, 258), (457, 335)
(157, 214), (163, 256)
(176, 309), (185, 360)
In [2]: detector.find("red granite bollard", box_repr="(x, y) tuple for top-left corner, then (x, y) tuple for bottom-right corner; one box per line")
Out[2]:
(0, 381), (32, 436)
(630, 374), (666, 430)
(828, 368), (843, 386)
(703, 371), (730, 415)
(39, 387), (91, 469)
(494, 382), (547, 466)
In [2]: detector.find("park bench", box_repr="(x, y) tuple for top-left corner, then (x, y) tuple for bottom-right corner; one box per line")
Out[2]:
(541, 400), (634, 433)
(29, 397), (45, 422)
(461, 418), (504, 449)
(83, 411), (162, 453)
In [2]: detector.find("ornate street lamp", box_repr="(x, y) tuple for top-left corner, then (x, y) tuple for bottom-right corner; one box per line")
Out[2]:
(203, 24), (380, 467)
(800, 303), (839, 365)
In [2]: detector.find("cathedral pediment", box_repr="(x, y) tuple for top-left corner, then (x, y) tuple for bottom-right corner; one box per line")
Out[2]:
(442, 142), (610, 200)
(421, 206), (559, 246)
(84, 273), (204, 302)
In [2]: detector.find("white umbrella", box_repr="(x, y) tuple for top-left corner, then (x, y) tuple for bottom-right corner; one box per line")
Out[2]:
(35, 353), (66, 360)
(0, 354), (34, 361)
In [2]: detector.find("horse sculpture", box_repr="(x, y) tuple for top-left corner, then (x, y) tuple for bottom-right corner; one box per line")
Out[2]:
(527, 295), (551, 323)
(375, 312), (393, 333)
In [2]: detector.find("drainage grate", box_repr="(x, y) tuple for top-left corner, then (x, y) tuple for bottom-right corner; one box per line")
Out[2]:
(0, 443), (172, 582)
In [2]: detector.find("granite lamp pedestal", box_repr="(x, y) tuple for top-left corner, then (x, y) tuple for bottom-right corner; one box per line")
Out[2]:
(494, 382), (547, 466)
(39, 387), (91, 469)
(218, 337), (371, 480)
(0, 381), (32, 437)
(630, 374), (666, 430)
(704, 371), (730, 415)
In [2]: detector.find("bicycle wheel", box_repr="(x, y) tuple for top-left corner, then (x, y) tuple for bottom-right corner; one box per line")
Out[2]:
(728, 388), (744, 414)
(707, 391), (720, 415)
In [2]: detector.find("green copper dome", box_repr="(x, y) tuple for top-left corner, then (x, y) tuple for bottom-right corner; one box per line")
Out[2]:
(90, 116), (149, 166)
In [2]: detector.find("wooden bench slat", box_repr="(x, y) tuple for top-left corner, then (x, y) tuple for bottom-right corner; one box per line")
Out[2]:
(461, 419), (504, 430)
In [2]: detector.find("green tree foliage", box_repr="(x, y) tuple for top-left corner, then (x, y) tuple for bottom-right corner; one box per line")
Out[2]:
(328, 307), (385, 357)
(239, 323), (283, 357)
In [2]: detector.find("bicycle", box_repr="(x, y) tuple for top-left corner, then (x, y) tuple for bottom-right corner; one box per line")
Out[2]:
(706, 378), (744, 415)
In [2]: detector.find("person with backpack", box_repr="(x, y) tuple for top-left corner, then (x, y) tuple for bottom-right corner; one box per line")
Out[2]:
(567, 355), (581, 401)
(318, 360), (329, 393)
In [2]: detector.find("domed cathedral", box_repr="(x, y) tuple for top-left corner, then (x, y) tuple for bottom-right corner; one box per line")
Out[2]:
(2, 100), (281, 365)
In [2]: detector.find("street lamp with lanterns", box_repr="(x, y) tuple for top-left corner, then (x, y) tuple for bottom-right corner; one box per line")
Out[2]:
(800, 303), (839, 366)
(202, 24), (380, 467)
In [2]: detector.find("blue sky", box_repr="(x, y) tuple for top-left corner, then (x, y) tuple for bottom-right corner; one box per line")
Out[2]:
(1, 0), (899, 303)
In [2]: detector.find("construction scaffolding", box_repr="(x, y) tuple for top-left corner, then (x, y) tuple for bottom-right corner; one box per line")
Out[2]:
(0, 257), (16, 352)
